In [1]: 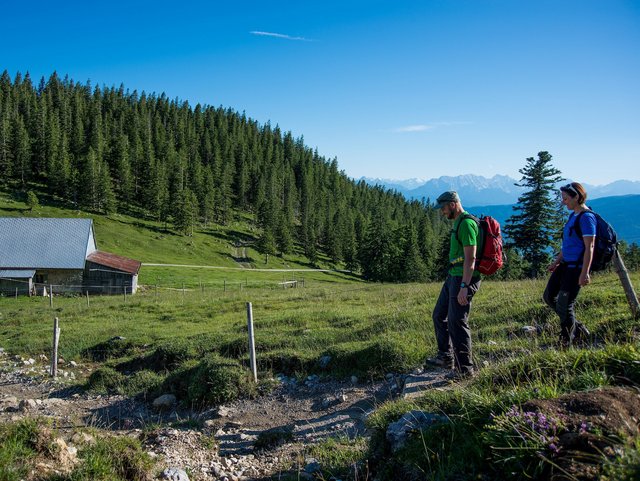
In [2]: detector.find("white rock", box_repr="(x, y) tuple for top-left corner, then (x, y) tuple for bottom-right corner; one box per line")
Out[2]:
(162, 467), (190, 481)
(19, 399), (37, 411)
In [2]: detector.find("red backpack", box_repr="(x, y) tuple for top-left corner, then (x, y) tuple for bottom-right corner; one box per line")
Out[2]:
(455, 214), (504, 275)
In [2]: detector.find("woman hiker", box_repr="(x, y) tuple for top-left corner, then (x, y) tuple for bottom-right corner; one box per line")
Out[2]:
(543, 182), (593, 347)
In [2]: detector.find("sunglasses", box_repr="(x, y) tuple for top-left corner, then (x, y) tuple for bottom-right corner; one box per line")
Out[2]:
(561, 183), (578, 196)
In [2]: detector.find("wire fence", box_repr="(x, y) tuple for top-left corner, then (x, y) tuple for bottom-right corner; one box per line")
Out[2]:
(0, 275), (306, 298)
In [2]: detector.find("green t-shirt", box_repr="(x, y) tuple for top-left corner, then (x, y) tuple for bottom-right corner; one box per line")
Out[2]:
(449, 212), (480, 276)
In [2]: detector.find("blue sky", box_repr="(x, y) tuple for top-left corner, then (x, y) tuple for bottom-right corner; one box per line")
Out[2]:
(2, 0), (639, 184)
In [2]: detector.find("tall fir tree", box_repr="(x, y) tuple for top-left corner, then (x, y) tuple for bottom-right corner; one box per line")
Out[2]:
(504, 151), (564, 277)
(173, 187), (198, 235)
(400, 223), (428, 282)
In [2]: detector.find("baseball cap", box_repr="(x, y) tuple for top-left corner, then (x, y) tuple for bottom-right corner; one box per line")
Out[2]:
(436, 191), (460, 208)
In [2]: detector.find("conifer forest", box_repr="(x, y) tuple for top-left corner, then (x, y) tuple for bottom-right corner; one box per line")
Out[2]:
(0, 71), (451, 282)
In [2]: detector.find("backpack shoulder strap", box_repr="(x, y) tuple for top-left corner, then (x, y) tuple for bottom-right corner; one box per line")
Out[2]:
(454, 213), (479, 243)
(573, 211), (585, 239)
(574, 209), (597, 239)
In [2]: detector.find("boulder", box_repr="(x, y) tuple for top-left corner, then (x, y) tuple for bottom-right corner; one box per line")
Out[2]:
(318, 355), (331, 368)
(162, 467), (190, 481)
(386, 410), (448, 452)
(152, 394), (177, 410)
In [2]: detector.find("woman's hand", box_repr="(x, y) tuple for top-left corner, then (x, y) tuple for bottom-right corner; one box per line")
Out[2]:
(579, 272), (591, 286)
(548, 259), (561, 272)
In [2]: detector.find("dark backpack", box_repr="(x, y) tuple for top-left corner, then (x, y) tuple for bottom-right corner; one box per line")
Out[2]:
(454, 214), (504, 275)
(573, 209), (618, 272)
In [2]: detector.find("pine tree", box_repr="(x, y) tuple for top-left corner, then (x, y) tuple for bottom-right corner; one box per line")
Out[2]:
(97, 158), (116, 214)
(12, 115), (31, 186)
(504, 151), (564, 277)
(360, 210), (395, 282)
(400, 223), (428, 282)
(78, 147), (98, 209)
(259, 227), (277, 263)
(0, 107), (12, 182)
(26, 190), (39, 211)
(275, 212), (294, 256)
(114, 133), (133, 203)
(173, 187), (198, 235)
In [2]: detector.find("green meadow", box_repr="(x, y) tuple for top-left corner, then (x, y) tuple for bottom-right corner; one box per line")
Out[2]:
(2, 189), (640, 480)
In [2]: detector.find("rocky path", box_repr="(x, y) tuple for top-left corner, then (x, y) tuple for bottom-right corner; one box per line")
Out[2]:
(1, 348), (442, 480)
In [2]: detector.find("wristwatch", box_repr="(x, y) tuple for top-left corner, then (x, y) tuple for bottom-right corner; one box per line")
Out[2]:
(460, 281), (468, 289)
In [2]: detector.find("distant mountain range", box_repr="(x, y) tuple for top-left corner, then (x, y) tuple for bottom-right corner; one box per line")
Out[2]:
(361, 174), (640, 206)
(467, 195), (640, 245)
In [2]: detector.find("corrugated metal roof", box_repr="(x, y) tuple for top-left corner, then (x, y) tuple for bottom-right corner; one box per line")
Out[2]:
(0, 269), (36, 278)
(0, 218), (96, 269)
(87, 251), (141, 275)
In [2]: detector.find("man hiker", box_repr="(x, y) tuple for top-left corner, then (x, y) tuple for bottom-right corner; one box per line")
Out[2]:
(426, 191), (481, 379)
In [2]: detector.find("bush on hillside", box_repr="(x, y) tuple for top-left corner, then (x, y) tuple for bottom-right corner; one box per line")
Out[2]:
(81, 338), (141, 362)
(162, 353), (256, 407)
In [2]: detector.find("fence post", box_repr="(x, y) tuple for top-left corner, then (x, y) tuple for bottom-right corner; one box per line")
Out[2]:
(50, 317), (60, 377)
(49, 284), (53, 308)
(123, 285), (127, 302)
(86, 291), (89, 308)
(15, 287), (18, 299)
(246, 302), (258, 383)
(613, 249), (640, 318)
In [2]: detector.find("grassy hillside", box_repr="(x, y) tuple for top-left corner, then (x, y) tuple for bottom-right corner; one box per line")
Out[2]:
(1, 267), (639, 479)
(2, 188), (639, 480)
(0, 189), (359, 287)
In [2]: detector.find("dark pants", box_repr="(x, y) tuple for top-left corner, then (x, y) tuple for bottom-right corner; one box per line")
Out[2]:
(543, 263), (585, 344)
(432, 275), (481, 373)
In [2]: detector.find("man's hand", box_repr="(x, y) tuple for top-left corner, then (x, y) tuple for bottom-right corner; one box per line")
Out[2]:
(457, 287), (469, 306)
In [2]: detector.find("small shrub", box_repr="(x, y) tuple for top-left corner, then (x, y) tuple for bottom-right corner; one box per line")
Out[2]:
(186, 353), (256, 406)
(122, 370), (163, 396)
(81, 338), (140, 362)
(86, 367), (126, 394)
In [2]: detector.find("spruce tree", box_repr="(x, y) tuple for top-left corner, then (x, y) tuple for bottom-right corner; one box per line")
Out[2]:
(400, 223), (428, 282)
(504, 151), (564, 277)
(173, 187), (198, 235)
(259, 227), (277, 263)
(12, 115), (31, 186)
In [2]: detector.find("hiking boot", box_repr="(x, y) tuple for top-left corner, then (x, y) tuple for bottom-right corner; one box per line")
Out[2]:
(572, 323), (591, 345)
(445, 369), (476, 382)
(424, 352), (454, 370)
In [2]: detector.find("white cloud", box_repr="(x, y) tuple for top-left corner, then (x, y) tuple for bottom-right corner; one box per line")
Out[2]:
(250, 31), (312, 42)
(392, 121), (472, 133)
(393, 125), (434, 133)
